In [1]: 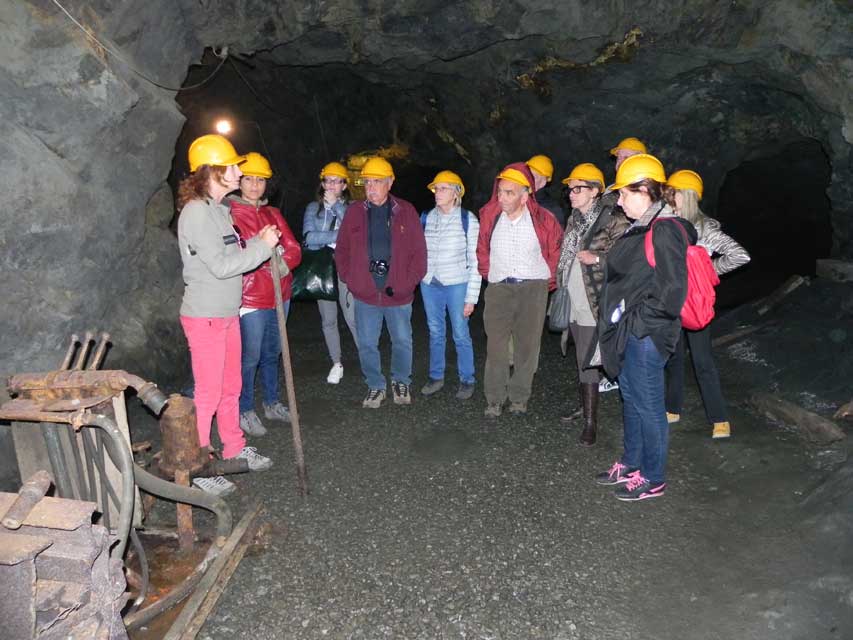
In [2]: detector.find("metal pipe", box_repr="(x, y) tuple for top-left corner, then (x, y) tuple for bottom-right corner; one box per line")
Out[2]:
(60, 334), (79, 370)
(61, 424), (87, 501)
(73, 331), (94, 370)
(96, 430), (111, 530)
(1, 470), (53, 530)
(78, 412), (135, 559)
(88, 332), (111, 370)
(41, 423), (75, 498)
(80, 428), (98, 508)
(83, 426), (149, 610)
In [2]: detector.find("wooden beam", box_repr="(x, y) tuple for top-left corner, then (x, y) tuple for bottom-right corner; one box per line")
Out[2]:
(162, 500), (263, 640)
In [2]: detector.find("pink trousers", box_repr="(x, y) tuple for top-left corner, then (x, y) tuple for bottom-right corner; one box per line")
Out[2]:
(180, 316), (246, 459)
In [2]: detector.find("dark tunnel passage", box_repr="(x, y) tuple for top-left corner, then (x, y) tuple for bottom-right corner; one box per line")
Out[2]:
(714, 139), (833, 308)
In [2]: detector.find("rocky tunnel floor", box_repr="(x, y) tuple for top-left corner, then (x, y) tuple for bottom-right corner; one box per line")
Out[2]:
(136, 281), (853, 640)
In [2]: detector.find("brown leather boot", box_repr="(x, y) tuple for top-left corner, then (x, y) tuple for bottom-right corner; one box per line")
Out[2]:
(560, 384), (583, 423)
(578, 382), (599, 446)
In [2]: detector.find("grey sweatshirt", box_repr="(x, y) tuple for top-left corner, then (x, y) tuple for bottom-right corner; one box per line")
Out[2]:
(178, 198), (272, 317)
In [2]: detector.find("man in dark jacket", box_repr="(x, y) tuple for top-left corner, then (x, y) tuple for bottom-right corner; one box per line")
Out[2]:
(527, 154), (565, 227)
(335, 157), (427, 409)
(477, 163), (563, 417)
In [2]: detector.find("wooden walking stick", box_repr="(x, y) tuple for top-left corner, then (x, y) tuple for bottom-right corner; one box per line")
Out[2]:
(270, 253), (309, 496)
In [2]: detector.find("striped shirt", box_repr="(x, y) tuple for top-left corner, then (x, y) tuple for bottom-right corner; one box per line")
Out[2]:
(487, 208), (550, 283)
(422, 206), (482, 304)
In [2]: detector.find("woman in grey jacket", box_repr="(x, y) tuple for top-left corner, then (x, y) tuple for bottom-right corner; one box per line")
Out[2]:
(177, 134), (281, 496)
(302, 161), (358, 384)
(663, 170), (751, 439)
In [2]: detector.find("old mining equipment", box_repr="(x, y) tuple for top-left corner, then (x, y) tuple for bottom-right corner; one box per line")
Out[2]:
(0, 332), (248, 638)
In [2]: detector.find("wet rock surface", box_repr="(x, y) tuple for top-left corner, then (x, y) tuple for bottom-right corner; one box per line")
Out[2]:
(133, 279), (853, 639)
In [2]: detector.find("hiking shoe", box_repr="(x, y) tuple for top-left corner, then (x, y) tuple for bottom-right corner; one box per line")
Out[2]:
(614, 474), (666, 501)
(508, 401), (527, 415)
(362, 388), (386, 409)
(667, 412), (681, 424)
(421, 378), (444, 396)
(327, 363), (344, 384)
(239, 410), (266, 436)
(234, 446), (273, 471)
(193, 475), (236, 496)
(263, 402), (291, 423)
(456, 383), (475, 400)
(712, 421), (731, 439)
(595, 461), (640, 486)
(484, 403), (503, 418)
(599, 378), (619, 392)
(391, 381), (411, 405)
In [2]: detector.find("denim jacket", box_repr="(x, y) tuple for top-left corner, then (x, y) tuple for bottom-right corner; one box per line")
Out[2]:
(302, 199), (348, 249)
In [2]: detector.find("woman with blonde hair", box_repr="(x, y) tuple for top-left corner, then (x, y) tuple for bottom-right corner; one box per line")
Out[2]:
(663, 170), (750, 439)
(419, 170), (481, 400)
(177, 134), (280, 495)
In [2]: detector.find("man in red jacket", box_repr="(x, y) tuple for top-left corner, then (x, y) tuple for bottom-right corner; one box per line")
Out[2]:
(335, 157), (427, 409)
(477, 163), (562, 417)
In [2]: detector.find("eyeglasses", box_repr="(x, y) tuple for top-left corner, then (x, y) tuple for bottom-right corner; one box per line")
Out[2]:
(323, 177), (346, 185)
(433, 186), (457, 193)
(567, 185), (593, 194)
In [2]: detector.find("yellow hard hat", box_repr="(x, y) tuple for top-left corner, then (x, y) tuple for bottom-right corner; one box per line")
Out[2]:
(359, 156), (395, 180)
(188, 134), (245, 172)
(607, 154), (666, 191)
(526, 155), (554, 180)
(667, 169), (704, 200)
(609, 137), (648, 156)
(240, 152), (273, 178)
(497, 167), (531, 189)
(561, 163), (605, 188)
(320, 161), (349, 180)
(427, 170), (465, 197)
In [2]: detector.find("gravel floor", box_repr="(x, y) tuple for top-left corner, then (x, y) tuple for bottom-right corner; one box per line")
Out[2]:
(139, 287), (853, 639)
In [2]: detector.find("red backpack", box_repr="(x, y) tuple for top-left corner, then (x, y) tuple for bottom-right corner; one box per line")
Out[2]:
(644, 219), (720, 331)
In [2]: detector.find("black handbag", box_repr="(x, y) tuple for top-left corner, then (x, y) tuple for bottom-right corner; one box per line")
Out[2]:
(548, 286), (571, 332)
(291, 246), (338, 301)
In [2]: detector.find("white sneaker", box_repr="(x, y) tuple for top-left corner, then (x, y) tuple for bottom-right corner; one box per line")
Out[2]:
(234, 446), (273, 471)
(262, 402), (291, 423)
(240, 410), (267, 436)
(327, 362), (344, 384)
(193, 475), (236, 496)
(599, 378), (619, 393)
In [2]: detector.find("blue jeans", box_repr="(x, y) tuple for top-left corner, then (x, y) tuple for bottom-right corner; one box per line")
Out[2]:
(618, 334), (669, 484)
(354, 300), (413, 390)
(420, 281), (475, 384)
(239, 305), (289, 413)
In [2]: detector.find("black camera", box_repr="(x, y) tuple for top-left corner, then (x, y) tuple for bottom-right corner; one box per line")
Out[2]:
(369, 259), (389, 277)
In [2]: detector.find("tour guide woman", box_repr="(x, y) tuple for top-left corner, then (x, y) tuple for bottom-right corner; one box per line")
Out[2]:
(177, 134), (280, 496)
(594, 154), (697, 501)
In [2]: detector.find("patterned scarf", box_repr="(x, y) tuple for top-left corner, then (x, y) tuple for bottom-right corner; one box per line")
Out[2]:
(557, 199), (602, 282)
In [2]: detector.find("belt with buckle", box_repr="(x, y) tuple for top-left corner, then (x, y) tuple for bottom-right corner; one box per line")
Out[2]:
(500, 277), (526, 284)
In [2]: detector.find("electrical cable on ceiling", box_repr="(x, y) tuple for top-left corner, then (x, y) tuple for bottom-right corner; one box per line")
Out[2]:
(50, 0), (226, 92)
(227, 58), (281, 114)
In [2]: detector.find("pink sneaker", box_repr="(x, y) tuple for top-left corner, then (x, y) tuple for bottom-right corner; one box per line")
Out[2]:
(614, 473), (666, 501)
(595, 461), (639, 486)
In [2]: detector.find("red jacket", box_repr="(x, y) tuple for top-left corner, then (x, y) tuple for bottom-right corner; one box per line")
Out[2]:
(335, 195), (427, 306)
(228, 196), (302, 307)
(476, 162), (563, 291)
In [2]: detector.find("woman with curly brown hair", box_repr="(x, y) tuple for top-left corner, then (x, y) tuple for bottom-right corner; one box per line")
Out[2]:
(177, 134), (280, 496)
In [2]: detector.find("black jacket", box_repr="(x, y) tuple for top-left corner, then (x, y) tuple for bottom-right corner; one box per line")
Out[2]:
(597, 213), (697, 378)
(535, 188), (566, 228)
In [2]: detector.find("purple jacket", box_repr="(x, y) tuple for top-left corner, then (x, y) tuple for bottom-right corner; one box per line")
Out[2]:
(335, 195), (427, 306)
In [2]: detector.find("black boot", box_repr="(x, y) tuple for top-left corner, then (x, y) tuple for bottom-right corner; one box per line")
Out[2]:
(578, 382), (599, 446)
(560, 384), (584, 423)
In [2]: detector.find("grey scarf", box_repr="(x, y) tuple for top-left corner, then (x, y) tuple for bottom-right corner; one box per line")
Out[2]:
(557, 199), (602, 283)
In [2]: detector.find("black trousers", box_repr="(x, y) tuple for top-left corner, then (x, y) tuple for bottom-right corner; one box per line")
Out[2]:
(664, 326), (728, 424)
